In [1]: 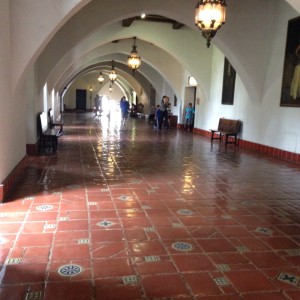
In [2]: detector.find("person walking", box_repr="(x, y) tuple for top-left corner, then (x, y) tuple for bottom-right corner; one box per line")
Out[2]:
(120, 96), (129, 125)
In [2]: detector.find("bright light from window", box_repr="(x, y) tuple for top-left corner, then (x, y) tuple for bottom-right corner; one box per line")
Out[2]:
(188, 76), (198, 86)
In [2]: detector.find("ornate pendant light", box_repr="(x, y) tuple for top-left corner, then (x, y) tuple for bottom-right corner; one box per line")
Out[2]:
(127, 37), (141, 75)
(109, 83), (113, 93)
(108, 60), (117, 83)
(97, 71), (104, 84)
(195, 0), (226, 48)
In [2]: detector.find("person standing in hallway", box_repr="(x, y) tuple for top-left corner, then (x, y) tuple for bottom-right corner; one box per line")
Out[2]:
(120, 96), (129, 125)
(154, 104), (161, 130)
(149, 105), (156, 123)
(160, 95), (170, 131)
(184, 102), (195, 131)
(167, 102), (172, 129)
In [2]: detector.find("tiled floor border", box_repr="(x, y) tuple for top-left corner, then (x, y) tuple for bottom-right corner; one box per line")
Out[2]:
(193, 127), (300, 163)
(0, 156), (27, 203)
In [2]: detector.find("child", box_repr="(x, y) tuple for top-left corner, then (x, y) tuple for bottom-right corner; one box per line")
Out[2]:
(185, 103), (195, 131)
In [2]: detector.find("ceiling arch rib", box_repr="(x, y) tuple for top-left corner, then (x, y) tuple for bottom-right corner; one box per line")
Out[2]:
(59, 59), (150, 104)
(13, 0), (300, 105)
(45, 21), (209, 110)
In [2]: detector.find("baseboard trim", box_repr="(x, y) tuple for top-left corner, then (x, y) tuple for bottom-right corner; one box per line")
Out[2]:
(193, 127), (300, 163)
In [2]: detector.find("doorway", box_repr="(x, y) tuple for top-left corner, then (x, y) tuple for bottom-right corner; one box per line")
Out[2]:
(76, 89), (87, 111)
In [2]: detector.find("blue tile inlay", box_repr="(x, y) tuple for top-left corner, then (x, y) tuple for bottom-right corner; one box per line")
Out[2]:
(58, 264), (83, 276)
(172, 241), (193, 251)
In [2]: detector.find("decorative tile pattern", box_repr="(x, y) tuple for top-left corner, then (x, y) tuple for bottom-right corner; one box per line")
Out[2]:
(177, 209), (194, 216)
(278, 272), (299, 286)
(144, 227), (156, 232)
(118, 195), (130, 201)
(0, 213), (9, 217)
(44, 224), (56, 229)
(221, 215), (232, 219)
(130, 179), (142, 184)
(175, 197), (185, 201)
(6, 258), (22, 264)
(217, 264), (231, 272)
(214, 277), (231, 286)
(145, 256), (161, 262)
(23, 196), (35, 200)
(255, 227), (273, 235)
(122, 275), (138, 285)
(25, 291), (43, 300)
(172, 223), (184, 228)
(236, 245), (250, 253)
(58, 264), (83, 276)
(142, 205), (151, 210)
(286, 249), (300, 256)
(52, 191), (62, 195)
(172, 242), (193, 252)
(78, 238), (90, 244)
(97, 220), (116, 227)
(36, 205), (53, 211)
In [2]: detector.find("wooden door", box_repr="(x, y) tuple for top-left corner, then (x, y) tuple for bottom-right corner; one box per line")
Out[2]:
(76, 89), (86, 111)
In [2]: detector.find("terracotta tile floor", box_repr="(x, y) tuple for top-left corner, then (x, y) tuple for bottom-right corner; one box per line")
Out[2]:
(1, 112), (300, 300)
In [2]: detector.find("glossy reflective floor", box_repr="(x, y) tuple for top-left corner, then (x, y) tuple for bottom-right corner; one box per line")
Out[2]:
(1, 112), (300, 300)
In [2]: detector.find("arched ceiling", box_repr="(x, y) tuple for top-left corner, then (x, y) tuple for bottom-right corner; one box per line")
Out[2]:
(36, 0), (211, 103)
(12, 0), (300, 103)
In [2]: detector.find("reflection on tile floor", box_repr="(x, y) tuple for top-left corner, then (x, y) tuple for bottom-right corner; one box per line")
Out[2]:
(1, 112), (300, 299)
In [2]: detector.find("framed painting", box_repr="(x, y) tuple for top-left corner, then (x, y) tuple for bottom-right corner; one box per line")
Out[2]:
(280, 16), (300, 107)
(221, 57), (236, 105)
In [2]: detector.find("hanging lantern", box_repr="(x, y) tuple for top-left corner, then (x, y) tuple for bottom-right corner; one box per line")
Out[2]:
(195, 0), (226, 48)
(97, 71), (104, 83)
(127, 37), (141, 75)
(109, 83), (113, 93)
(108, 60), (117, 83)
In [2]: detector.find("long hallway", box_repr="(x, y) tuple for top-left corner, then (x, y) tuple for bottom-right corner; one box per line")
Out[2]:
(1, 112), (300, 299)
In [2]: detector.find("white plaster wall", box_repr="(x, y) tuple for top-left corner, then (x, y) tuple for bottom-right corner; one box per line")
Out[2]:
(10, 0), (90, 91)
(201, 35), (300, 153)
(0, 0), (27, 182)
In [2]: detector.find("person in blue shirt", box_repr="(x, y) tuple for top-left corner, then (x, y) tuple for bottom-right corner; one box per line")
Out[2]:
(184, 102), (195, 131)
(154, 104), (161, 130)
(120, 96), (130, 124)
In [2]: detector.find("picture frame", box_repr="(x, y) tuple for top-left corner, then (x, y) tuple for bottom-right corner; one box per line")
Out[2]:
(280, 16), (300, 107)
(221, 57), (236, 105)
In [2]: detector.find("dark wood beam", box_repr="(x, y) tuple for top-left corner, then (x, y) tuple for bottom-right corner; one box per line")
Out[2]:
(122, 18), (135, 27)
(173, 22), (184, 30)
(122, 15), (184, 30)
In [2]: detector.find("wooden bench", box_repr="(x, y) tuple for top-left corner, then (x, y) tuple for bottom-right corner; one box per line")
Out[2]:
(39, 112), (62, 153)
(210, 118), (241, 146)
(48, 108), (63, 133)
